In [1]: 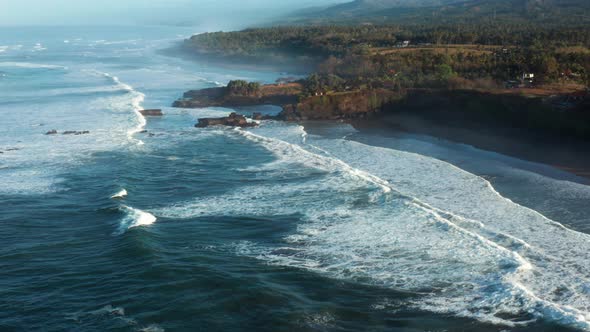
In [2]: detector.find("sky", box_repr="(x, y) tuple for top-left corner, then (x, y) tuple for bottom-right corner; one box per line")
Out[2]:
(0, 0), (346, 28)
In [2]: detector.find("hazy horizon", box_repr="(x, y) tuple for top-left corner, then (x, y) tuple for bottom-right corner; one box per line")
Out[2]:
(0, 0), (347, 29)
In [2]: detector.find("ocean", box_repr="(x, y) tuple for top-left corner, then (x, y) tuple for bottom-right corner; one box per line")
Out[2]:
(1, 26), (590, 332)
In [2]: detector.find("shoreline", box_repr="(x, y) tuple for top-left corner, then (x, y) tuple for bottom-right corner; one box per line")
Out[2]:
(172, 81), (590, 182)
(167, 47), (589, 181)
(349, 112), (590, 182)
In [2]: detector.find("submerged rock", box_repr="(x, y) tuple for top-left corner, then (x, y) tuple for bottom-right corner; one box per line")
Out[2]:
(139, 109), (163, 116)
(63, 131), (90, 135)
(195, 113), (258, 128)
(45, 129), (58, 135)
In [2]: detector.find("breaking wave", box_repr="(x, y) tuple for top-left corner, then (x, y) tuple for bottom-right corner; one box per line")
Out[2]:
(111, 189), (128, 199)
(157, 122), (590, 330)
(116, 206), (157, 235)
(96, 71), (147, 146)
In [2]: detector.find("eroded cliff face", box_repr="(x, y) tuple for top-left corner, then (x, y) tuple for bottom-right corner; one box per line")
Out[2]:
(280, 90), (401, 120)
(174, 82), (589, 139)
(388, 89), (590, 140)
(173, 83), (302, 108)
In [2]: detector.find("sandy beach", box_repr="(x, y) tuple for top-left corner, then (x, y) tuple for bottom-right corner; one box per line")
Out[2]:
(351, 112), (590, 182)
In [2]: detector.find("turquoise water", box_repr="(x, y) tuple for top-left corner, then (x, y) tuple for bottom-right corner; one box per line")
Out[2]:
(1, 26), (590, 332)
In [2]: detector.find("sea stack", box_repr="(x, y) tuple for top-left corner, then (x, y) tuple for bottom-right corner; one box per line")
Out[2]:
(139, 109), (163, 116)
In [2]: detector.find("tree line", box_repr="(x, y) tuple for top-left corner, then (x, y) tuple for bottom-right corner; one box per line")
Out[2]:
(185, 24), (590, 91)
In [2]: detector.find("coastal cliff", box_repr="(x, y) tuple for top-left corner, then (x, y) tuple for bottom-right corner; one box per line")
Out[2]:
(391, 89), (590, 139)
(174, 80), (589, 139)
(280, 89), (400, 120)
(173, 82), (301, 108)
(173, 81), (400, 121)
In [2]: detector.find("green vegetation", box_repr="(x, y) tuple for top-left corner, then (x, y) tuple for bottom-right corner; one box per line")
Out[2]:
(188, 25), (590, 57)
(185, 25), (590, 91)
(181, 2), (590, 138)
(226, 80), (262, 96)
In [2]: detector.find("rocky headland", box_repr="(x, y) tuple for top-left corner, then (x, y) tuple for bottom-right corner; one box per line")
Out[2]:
(173, 81), (401, 125)
(173, 82), (301, 109)
(174, 79), (589, 140)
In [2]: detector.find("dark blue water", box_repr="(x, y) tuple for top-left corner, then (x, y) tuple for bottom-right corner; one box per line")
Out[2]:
(1, 27), (590, 332)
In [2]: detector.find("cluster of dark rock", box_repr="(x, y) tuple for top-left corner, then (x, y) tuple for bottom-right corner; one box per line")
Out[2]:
(138, 130), (156, 137)
(45, 130), (90, 135)
(174, 82), (392, 123)
(251, 112), (265, 120)
(195, 112), (259, 128)
(194, 110), (325, 128)
(139, 109), (163, 116)
(0, 147), (20, 154)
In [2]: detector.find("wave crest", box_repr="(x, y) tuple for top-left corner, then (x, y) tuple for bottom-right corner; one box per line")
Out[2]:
(116, 206), (157, 235)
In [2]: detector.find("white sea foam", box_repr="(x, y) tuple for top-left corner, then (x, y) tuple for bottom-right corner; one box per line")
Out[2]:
(157, 123), (590, 330)
(111, 189), (128, 199)
(33, 43), (47, 51)
(94, 71), (147, 146)
(90, 305), (125, 316)
(90, 39), (141, 46)
(7, 85), (133, 99)
(0, 69), (154, 195)
(66, 305), (143, 328)
(116, 206), (157, 235)
(0, 62), (66, 69)
(138, 325), (165, 332)
(0, 44), (23, 54)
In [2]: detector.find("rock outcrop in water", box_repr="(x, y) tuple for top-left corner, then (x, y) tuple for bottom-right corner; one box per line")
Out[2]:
(0, 147), (20, 154)
(45, 130), (90, 135)
(195, 112), (258, 128)
(139, 109), (163, 116)
(63, 131), (90, 135)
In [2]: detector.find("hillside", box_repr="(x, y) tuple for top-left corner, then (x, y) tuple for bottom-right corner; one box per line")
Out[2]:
(288, 0), (590, 26)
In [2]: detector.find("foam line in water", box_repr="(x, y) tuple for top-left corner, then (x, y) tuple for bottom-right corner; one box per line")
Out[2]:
(237, 128), (392, 194)
(0, 45), (23, 54)
(0, 62), (66, 69)
(304, 137), (590, 329)
(93, 71), (147, 146)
